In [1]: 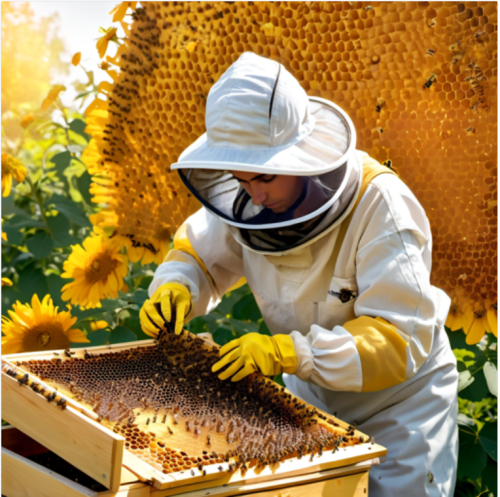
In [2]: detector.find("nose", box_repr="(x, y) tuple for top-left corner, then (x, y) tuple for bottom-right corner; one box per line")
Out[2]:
(248, 183), (268, 206)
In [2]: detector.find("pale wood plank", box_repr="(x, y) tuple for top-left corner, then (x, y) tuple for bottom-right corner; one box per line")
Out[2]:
(98, 482), (151, 497)
(152, 458), (377, 497)
(2, 448), (97, 497)
(152, 468), (370, 497)
(2, 371), (125, 491)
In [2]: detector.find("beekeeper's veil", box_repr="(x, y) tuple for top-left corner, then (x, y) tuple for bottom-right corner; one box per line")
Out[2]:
(171, 52), (361, 252)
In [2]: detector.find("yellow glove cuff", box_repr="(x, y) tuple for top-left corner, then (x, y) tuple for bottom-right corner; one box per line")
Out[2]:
(273, 334), (297, 375)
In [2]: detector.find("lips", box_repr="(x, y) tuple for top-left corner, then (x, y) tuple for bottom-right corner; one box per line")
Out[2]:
(264, 201), (280, 209)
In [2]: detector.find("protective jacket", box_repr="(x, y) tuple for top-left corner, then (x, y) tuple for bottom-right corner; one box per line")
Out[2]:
(150, 150), (459, 497)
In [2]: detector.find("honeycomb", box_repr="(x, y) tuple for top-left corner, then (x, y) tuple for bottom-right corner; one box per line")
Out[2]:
(4, 322), (363, 476)
(83, 1), (496, 307)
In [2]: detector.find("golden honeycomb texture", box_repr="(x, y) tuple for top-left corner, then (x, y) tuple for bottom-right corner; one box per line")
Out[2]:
(6, 327), (363, 475)
(83, 1), (497, 307)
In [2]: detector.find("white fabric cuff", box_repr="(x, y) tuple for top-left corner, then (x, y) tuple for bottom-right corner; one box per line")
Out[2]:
(149, 261), (201, 305)
(290, 325), (363, 393)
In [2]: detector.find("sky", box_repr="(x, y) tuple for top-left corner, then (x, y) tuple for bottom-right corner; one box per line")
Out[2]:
(27, 1), (123, 109)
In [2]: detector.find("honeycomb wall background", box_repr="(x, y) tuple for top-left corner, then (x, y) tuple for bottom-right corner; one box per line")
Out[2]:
(84, 1), (497, 306)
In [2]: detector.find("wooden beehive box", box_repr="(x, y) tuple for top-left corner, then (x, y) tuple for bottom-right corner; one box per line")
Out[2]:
(2, 339), (386, 496)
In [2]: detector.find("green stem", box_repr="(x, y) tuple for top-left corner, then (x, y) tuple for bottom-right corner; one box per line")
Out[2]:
(25, 175), (50, 233)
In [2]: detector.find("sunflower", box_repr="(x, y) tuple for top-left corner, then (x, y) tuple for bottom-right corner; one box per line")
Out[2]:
(20, 114), (34, 129)
(462, 300), (498, 345)
(96, 27), (118, 59)
(2, 153), (28, 197)
(72, 52), (82, 66)
(1, 294), (89, 354)
(1, 277), (12, 286)
(40, 85), (66, 113)
(61, 233), (128, 308)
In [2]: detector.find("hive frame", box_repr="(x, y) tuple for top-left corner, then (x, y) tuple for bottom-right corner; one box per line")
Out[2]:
(2, 338), (386, 492)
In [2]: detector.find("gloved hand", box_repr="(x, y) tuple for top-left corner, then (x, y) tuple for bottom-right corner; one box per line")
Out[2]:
(139, 282), (192, 336)
(212, 332), (297, 382)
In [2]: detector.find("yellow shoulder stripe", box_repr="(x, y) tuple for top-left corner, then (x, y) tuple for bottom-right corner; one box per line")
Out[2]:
(343, 316), (408, 392)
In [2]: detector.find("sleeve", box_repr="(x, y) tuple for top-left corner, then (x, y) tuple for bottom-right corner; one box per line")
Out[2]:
(149, 208), (245, 319)
(289, 176), (450, 393)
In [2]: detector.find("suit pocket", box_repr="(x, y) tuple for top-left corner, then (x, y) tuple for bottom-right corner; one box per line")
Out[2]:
(319, 276), (358, 329)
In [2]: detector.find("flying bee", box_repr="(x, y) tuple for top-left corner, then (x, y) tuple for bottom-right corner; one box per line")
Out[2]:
(423, 73), (437, 89)
(426, 48), (436, 57)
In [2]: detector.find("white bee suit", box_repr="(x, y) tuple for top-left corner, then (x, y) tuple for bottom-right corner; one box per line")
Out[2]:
(150, 151), (458, 497)
(149, 52), (458, 496)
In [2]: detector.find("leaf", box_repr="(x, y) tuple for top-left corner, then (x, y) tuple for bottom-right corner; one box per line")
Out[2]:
(17, 263), (50, 305)
(49, 151), (72, 176)
(4, 213), (45, 230)
(71, 299), (122, 320)
(460, 366), (490, 401)
(47, 273), (66, 308)
(109, 325), (137, 344)
(86, 329), (110, 346)
(75, 171), (93, 205)
(186, 314), (219, 335)
(69, 119), (91, 141)
(212, 327), (237, 346)
(454, 349), (476, 369)
(44, 194), (91, 227)
(457, 429), (488, 480)
(214, 284), (252, 317)
(458, 370), (475, 392)
(259, 320), (272, 336)
(231, 293), (263, 322)
(228, 318), (260, 337)
(26, 231), (54, 259)
(2, 225), (24, 245)
(121, 288), (149, 306)
(481, 457), (498, 495)
(46, 213), (78, 247)
(483, 362), (497, 397)
(2, 286), (21, 314)
(479, 422), (497, 462)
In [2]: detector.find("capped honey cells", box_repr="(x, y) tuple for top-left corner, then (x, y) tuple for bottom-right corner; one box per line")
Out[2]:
(84, 1), (496, 311)
(7, 323), (365, 475)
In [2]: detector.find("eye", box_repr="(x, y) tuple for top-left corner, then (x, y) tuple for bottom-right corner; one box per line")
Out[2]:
(260, 175), (276, 183)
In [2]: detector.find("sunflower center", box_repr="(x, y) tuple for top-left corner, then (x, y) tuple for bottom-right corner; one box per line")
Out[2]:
(85, 252), (118, 284)
(22, 322), (70, 352)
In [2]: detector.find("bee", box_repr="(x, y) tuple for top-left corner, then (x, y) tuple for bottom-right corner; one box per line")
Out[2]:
(202, 470), (207, 476)
(426, 48), (436, 57)
(423, 73), (437, 89)
(375, 97), (386, 113)
(47, 391), (57, 403)
(190, 469), (195, 476)
(146, 418), (150, 426)
(57, 398), (67, 410)
(466, 127), (476, 135)
(428, 472), (434, 484)
(64, 350), (72, 358)
(173, 414), (179, 424)
(365, 5), (373, 10)
(18, 373), (30, 386)
(198, 462), (204, 471)
(167, 426), (173, 435)
(427, 18), (436, 28)
(328, 287), (358, 303)
(449, 41), (462, 51)
(383, 159), (393, 169)
(218, 465), (223, 471)
(186, 420), (191, 431)
(207, 435), (211, 446)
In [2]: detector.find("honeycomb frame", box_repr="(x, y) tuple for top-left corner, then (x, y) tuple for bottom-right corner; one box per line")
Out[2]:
(1, 333), (386, 491)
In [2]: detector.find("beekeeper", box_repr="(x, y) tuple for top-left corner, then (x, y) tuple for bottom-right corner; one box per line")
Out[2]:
(140, 52), (458, 497)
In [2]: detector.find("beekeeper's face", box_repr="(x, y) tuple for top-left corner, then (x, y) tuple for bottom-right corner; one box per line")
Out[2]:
(230, 171), (304, 213)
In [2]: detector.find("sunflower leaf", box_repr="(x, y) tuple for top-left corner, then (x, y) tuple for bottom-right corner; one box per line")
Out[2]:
(46, 213), (78, 247)
(44, 194), (91, 227)
(109, 325), (137, 344)
(457, 428), (488, 480)
(49, 151), (72, 176)
(69, 119), (91, 141)
(26, 231), (54, 259)
(479, 422), (497, 461)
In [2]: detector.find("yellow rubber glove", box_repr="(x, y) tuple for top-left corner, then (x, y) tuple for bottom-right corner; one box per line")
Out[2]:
(139, 283), (192, 336)
(212, 333), (297, 382)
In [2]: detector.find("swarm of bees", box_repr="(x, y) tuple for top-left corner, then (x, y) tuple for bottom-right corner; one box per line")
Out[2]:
(6, 317), (363, 476)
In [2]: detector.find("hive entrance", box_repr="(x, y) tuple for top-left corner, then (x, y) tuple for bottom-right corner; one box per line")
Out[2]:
(9, 325), (363, 476)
